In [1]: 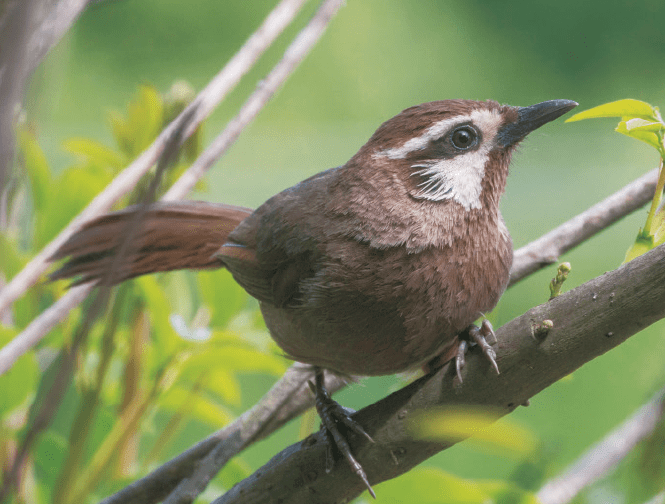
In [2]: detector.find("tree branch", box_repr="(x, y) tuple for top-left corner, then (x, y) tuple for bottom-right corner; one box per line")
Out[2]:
(213, 245), (664, 504)
(0, 0), (310, 319)
(537, 390), (664, 504)
(85, 171), (659, 503)
(0, 0), (339, 375)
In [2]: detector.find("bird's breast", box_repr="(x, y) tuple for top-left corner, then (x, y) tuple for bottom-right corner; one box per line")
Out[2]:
(261, 218), (513, 376)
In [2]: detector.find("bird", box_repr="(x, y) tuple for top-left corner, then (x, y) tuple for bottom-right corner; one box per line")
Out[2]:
(50, 98), (577, 496)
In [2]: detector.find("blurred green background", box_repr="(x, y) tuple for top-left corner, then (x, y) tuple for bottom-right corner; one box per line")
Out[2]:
(24, 0), (664, 502)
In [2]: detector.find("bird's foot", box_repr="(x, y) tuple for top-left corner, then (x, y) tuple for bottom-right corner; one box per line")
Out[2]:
(455, 319), (500, 383)
(308, 368), (376, 499)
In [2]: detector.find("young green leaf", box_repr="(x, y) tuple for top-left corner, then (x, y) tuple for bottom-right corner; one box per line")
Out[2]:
(565, 98), (659, 122)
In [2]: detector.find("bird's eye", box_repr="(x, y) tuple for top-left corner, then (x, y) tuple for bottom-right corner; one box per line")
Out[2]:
(451, 126), (478, 150)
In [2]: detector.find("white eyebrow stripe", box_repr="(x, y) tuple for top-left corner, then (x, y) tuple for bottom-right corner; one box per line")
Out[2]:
(373, 108), (503, 160)
(376, 115), (468, 160)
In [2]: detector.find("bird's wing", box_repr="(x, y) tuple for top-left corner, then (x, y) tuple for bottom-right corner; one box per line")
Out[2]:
(215, 169), (339, 308)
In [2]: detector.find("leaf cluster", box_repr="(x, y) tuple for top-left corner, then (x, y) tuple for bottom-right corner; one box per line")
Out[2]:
(0, 85), (286, 503)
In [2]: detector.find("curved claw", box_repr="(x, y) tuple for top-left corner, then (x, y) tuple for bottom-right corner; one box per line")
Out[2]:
(311, 368), (376, 498)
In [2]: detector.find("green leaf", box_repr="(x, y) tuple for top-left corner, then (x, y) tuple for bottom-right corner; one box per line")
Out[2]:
(377, 467), (541, 504)
(35, 167), (111, 248)
(203, 368), (242, 406)
(159, 385), (235, 427)
(197, 269), (248, 328)
(0, 233), (27, 280)
(108, 85), (164, 158)
(410, 406), (538, 456)
(566, 99), (659, 122)
(181, 345), (286, 378)
(624, 230), (655, 263)
(63, 138), (126, 171)
(133, 276), (181, 362)
(615, 120), (664, 155)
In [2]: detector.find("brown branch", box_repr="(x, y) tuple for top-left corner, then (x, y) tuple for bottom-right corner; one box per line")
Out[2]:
(0, 0), (310, 319)
(97, 365), (347, 504)
(536, 390), (664, 504)
(213, 245), (664, 504)
(510, 168), (658, 286)
(82, 170), (659, 503)
(0, 0), (318, 375)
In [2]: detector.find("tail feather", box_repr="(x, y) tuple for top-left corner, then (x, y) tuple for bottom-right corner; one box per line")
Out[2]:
(50, 201), (253, 285)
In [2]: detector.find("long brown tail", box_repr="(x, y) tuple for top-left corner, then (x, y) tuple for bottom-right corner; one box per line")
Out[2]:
(50, 201), (253, 285)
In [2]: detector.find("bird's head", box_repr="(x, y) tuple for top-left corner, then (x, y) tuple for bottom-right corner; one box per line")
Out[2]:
(352, 99), (577, 212)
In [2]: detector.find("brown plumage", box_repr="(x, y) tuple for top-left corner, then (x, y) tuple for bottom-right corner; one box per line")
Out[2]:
(52, 99), (576, 377)
(51, 98), (576, 493)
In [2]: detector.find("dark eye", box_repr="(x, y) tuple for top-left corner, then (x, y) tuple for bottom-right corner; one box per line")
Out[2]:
(451, 126), (478, 150)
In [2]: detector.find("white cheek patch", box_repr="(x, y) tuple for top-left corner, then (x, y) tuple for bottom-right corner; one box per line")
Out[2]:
(374, 109), (504, 210)
(411, 148), (491, 209)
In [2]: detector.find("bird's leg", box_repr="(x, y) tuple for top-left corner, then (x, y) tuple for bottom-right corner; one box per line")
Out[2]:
(308, 367), (376, 499)
(455, 319), (500, 383)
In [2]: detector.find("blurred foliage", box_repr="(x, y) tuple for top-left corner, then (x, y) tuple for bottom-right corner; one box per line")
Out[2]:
(410, 407), (538, 457)
(2, 1), (664, 503)
(0, 84), (286, 503)
(567, 99), (665, 262)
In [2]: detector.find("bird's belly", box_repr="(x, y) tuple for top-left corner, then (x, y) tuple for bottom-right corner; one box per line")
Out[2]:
(259, 292), (461, 376)
(260, 237), (511, 376)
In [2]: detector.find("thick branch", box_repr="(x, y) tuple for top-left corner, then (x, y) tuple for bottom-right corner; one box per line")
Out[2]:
(83, 171), (659, 503)
(214, 245), (664, 504)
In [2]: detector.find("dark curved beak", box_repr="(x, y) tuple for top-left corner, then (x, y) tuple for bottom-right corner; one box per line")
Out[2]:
(498, 99), (578, 147)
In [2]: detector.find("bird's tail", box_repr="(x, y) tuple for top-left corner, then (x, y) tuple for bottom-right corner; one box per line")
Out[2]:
(50, 201), (253, 285)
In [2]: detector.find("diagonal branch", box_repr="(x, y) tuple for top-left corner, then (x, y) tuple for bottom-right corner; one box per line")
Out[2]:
(83, 170), (659, 504)
(213, 245), (664, 504)
(510, 168), (659, 285)
(0, 0), (346, 376)
(0, 0), (310, 319)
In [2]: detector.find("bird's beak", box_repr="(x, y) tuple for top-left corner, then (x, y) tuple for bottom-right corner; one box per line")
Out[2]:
(498, 99), (578, 147)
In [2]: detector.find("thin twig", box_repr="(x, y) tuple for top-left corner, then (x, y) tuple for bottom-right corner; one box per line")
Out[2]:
(536, 390), (664, 504)
(0, 0), (312, 375)
(510, 168), (659, 286)
(98, 364), (347, 504)
(0, 0), (309, 318)
(163, 0), (345, 201)
(26, 0), (90, 76)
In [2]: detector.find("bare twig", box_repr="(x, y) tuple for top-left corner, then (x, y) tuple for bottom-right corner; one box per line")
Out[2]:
(0, 0), (314, 375)
(26, 0), (90, 76)
(0, 0), (309, 319)
(536, 390), (664, 504)
(163, 0), (345, 201)
(510, 168), (659, 286)
(214, 245), (664, 504)
(0, 0), (38, 201)
(98, 365), (347, 504)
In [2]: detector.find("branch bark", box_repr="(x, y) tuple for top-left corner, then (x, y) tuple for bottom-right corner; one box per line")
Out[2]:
(87, 171), (659, 504)
(213, 245), (664, 504)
